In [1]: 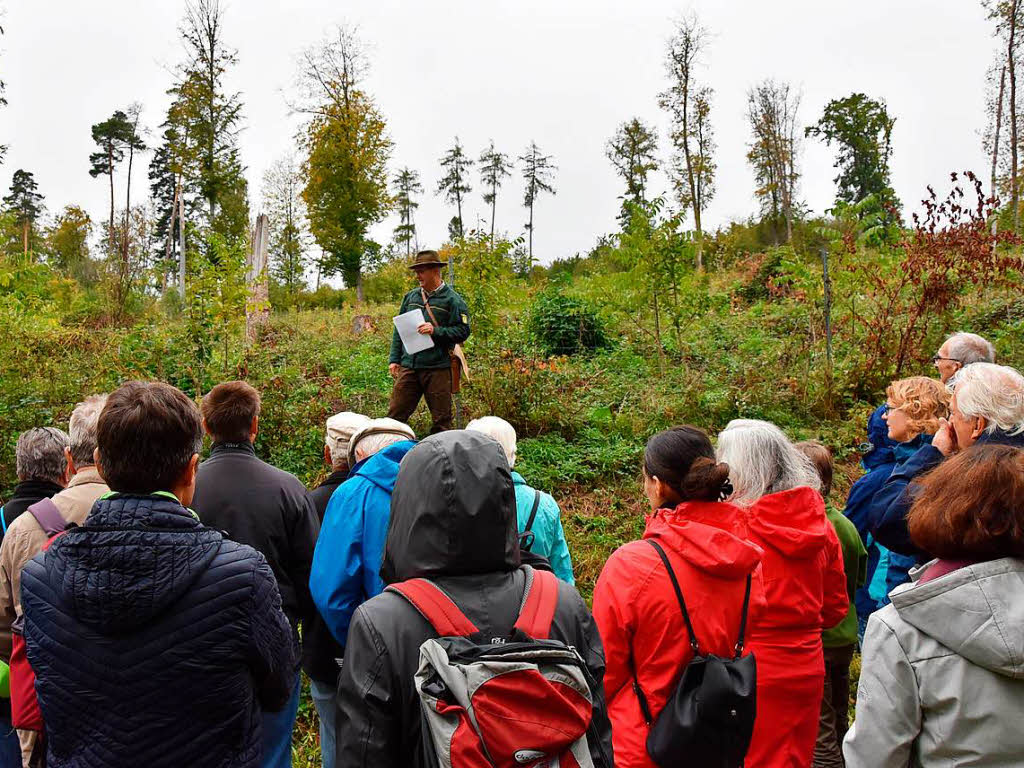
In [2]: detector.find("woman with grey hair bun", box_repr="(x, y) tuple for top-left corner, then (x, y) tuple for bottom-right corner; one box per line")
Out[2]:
(716, 418), (849, 768)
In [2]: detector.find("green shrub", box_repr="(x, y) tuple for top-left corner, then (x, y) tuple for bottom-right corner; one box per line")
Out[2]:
(528, 291), (610, 356)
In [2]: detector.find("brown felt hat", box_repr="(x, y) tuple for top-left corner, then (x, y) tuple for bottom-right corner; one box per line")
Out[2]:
(409, 250), (445, 270)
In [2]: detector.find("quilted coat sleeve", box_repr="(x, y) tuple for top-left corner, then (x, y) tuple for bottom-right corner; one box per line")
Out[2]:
(843, 613), (921, 767)
(248, 555), (297, 712)
(821, 525), (851, 630)
(310, 486), (365, 647)
(336, 605), (402, 768)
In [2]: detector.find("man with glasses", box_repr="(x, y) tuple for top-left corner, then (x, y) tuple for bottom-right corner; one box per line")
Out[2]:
(931, 331), (996, 385)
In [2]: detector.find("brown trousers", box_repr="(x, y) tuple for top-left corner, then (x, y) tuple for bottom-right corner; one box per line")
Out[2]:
(813, 644), (855, 768)
(388, 366), (453, 434)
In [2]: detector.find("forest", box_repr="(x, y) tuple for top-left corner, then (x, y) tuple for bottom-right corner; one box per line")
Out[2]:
(2, 1), (1024, 762)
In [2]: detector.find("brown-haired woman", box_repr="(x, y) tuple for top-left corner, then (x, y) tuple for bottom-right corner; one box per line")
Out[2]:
(846, 444), (1024, 766)
(592, 426), (766, 768)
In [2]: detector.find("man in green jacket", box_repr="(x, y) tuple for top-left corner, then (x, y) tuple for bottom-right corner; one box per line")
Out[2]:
(388, 250), (470, 433)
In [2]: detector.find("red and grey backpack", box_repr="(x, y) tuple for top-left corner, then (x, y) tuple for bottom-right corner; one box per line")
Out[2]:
(388, 566), (609, 768)
(11, 498), (68, 732)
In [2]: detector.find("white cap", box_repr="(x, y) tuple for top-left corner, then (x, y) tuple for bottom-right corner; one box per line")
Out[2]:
(348, 418), (416, 465)
(325, 412), (372, 463)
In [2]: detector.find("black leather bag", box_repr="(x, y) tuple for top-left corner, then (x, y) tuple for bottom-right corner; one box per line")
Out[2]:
(639, 539), (757, 768)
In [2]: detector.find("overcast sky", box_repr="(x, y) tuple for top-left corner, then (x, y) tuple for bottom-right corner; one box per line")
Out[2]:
(1, 0), (996, 267)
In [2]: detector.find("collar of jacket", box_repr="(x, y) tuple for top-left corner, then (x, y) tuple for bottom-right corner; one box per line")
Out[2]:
(894, 432), (932, 463)
(10, 478), (64, 500)
(321, 469), (349, 488)
(210, 441), (256, 456)
(89, 492), (202, 526)
(67, 465), (106, 489)
(510, 471), (527, 487)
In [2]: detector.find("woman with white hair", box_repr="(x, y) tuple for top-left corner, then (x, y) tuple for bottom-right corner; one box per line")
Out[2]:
(466, 416), (575, 584)
(717, 419), (849, 768)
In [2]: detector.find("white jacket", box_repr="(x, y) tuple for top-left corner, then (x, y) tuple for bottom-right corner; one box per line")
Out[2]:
(845, 558), (1024, 767)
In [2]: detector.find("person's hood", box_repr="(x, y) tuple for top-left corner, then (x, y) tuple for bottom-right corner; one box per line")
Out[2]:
(645, 501), (763, 579)
(892, 558), (1024, 678)
(863, 405), (897, 470)
(43, 493), (222, 634)
(381, 431), (519, 584)
(977, 428), (1024, 449)
(745, 486), (830, 558)
(351, 440), (416, 493)
(894, 432), (932, 464)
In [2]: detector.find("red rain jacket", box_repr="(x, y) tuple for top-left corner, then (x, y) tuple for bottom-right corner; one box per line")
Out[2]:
(593, 501), (766, 768)
(741, 486), (849, 768)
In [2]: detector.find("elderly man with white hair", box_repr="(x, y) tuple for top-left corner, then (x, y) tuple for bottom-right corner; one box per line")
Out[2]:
(932, 331), (996, 385)
(0, 395), (109, 767)
(872, 363), (1024, 558)
(466, 416), (575, 584)
(310, 417), (416, 652)
(305, 411), (370, 768)
(1, 428), (70, 539)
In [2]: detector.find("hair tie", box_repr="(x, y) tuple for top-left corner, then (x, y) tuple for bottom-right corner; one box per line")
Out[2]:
(718, 477), (734, 502)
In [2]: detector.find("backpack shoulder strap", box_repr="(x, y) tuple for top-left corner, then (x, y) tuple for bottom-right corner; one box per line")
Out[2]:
(647, 539), (700, 654)
(520, 490), (542, 552)
(734, 574), (753, 658)
(524, 490), (542, 534)
(27, 499), (67, 537)
(388, 578), (479, 637)
(513, 567), (559, 640)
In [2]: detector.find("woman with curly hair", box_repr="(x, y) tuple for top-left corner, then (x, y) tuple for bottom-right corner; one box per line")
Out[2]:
(846, 444), (1024, 765)
(864, 377), (950, 611)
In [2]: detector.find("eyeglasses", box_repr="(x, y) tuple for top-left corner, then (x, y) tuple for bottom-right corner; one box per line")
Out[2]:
(931, 355), (961, 365)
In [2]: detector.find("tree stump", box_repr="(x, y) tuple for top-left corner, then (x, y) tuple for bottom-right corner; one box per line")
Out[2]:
(352, 314), (376, 334)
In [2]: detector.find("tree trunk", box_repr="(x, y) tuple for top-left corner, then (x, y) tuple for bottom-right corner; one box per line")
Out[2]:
(528, 198), (535, 263)
(651, 286), (665, 373)
(1010, 0), (1020, 233)
(456, 190), (464, 239)
(693, 207), (704, 271)
(178, 188), (186, 299)
(108, 148), (116, 253)
(22, 219), (29, 259)
(994, 64), (1007, 250)
(356, 271), (365, 303)
(490, 194), (496, 251)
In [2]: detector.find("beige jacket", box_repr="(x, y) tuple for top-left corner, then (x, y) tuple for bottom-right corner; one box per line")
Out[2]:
(0, 466), (108, 661)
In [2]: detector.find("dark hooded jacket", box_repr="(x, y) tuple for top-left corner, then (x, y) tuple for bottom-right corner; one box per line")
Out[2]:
(335, 432), (613, 768)
(20, 493), (296, 768)
(871, 428), (1024, 558)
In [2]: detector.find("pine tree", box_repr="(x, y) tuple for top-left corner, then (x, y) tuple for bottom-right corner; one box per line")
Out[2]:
(262, 155), (309, 298)
(392, 168), (423, 257)
(479, 141), (512, 248)
(88, 110), (132, 251)
(4, 169), (45, 258)
(437, 138), (474, 239)
(518, 142), (556, 264)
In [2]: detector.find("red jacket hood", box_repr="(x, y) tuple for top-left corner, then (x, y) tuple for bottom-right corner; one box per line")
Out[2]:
(745, 486), (829, 558)
(643, 500), (763, 579)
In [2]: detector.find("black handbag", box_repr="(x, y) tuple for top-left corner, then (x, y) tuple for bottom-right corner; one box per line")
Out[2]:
(637, 539), (757, 768)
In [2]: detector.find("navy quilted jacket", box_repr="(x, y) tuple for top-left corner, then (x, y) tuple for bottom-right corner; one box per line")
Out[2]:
(20, 493), (296, 768)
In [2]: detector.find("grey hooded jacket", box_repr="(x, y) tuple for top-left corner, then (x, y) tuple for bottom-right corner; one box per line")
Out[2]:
(844, 558), (1024, 767)
(335, 431), (613, 768)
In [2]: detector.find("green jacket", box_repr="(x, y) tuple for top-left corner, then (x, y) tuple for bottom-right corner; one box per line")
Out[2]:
(823, 503), (868, 648)
(389, 283), (471, 370)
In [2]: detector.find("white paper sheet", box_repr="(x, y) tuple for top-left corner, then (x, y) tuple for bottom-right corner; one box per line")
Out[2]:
(393, 308), (436, 355)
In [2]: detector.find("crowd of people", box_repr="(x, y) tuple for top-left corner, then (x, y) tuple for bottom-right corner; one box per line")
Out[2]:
(0, 329), (1021, 768)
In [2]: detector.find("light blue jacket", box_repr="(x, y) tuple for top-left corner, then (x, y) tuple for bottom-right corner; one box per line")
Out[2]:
(309, 441), (415, 647)
(511, 471), (575, 585)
